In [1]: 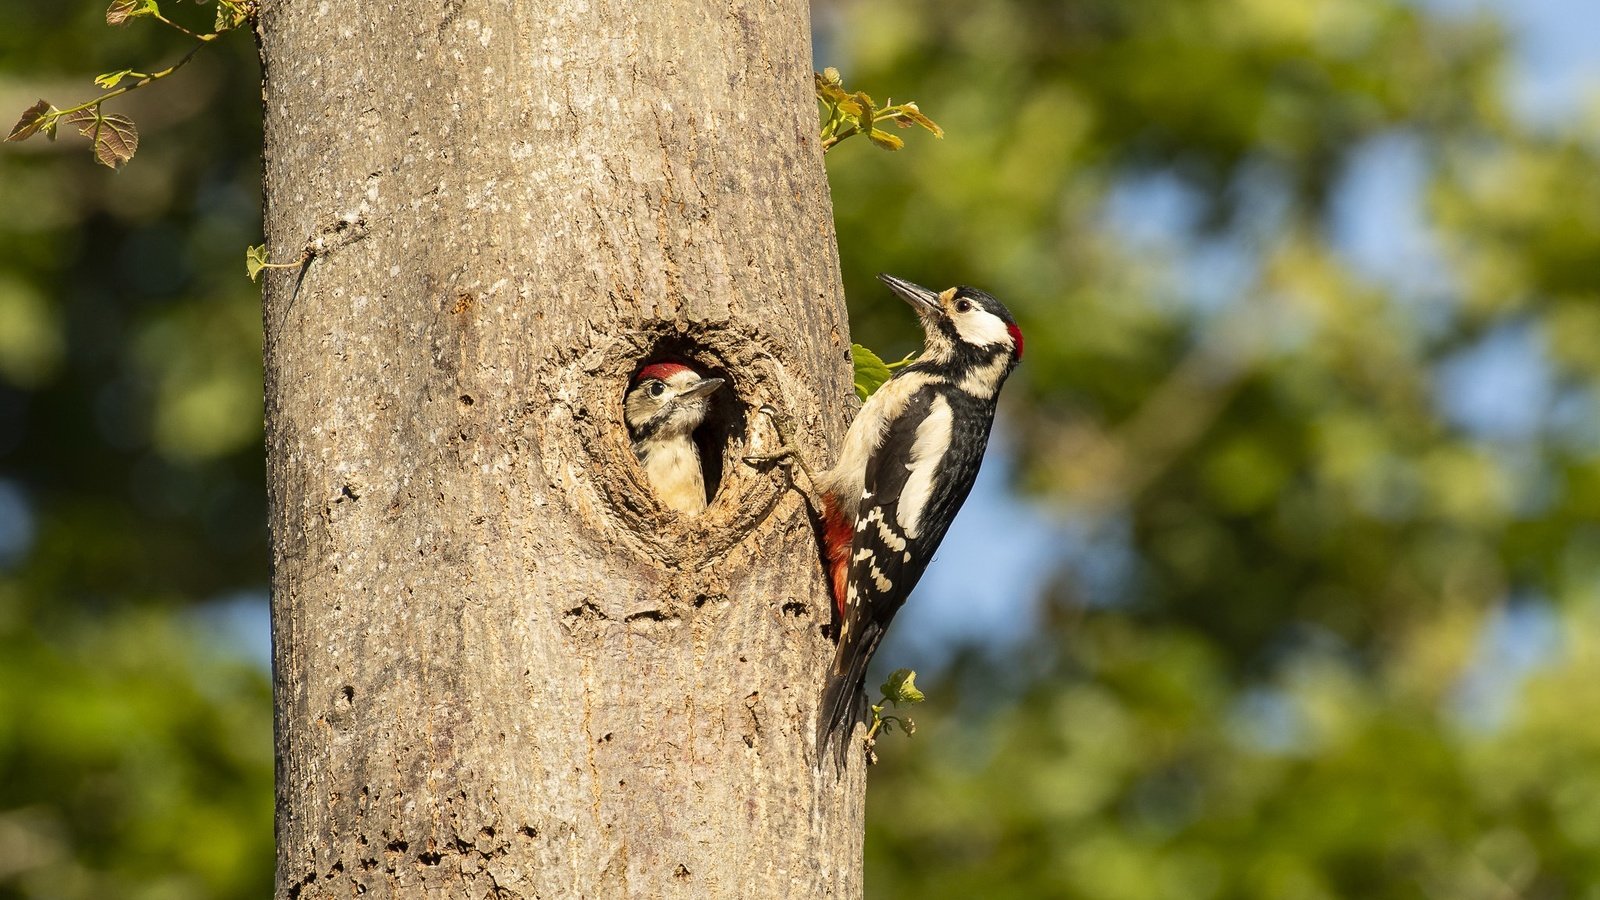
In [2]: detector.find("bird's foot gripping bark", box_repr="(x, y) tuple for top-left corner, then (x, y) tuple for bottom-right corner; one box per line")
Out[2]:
(743, 404), (822, 504)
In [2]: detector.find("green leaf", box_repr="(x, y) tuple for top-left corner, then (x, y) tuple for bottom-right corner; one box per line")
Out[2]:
(214, 0), (249, 31)
(881, 668), (925, 705)
(245, 244), (269, 282)
(868, 128), (905, 151)
(852, 343), (894, 400)
(893, 101), (944, 138)
(94, 70), (137, 89)
(106, 0), (159, 25)
(63, 110), (139, 169)
(6, 99), (55, 143)
(815, 70), (850, 104)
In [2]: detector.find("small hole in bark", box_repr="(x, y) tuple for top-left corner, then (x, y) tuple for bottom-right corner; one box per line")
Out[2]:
(624, 345), (741, 513)
(458, 394), (474, 406)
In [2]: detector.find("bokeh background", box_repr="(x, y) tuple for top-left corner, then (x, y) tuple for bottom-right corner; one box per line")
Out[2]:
(3, 0), (1600, 896)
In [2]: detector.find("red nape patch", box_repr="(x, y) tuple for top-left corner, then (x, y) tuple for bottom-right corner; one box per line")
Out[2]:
(635, 361), (693, 384)
(1007, 323), (1025, 360)
(821, 495), (854, 619)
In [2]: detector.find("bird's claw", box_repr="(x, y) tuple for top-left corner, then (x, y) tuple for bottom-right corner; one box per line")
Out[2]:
(743, 404), (820, 495)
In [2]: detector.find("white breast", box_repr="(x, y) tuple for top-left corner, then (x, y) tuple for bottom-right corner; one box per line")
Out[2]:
(642, 440), (706, 514)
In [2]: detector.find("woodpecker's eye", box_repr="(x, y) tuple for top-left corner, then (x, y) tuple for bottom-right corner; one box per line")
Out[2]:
(955, 299), (973, 313)
(648, 381), (666, 398)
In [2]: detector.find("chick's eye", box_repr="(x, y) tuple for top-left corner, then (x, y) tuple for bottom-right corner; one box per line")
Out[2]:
(955, 299), (973, 313)
(648, 382), (666, 398)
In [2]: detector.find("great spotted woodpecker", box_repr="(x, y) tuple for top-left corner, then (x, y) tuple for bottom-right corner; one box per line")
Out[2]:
(624, 362), (725, 515)
(816, 274), (1023, 748)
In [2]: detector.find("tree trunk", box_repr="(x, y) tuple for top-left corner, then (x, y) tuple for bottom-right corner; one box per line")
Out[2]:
(259, 1), (864, 897)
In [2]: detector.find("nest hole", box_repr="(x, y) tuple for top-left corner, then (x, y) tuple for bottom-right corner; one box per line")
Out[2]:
(626, 341), (745, 513)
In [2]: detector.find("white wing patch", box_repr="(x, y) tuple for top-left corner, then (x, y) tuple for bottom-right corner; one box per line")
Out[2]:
(897, 393), (953, 540)
(857, 506), (909, 553)
(870, 564), (893, 592)
(819, 373), (937, 522)
(875, 517), (907, 552)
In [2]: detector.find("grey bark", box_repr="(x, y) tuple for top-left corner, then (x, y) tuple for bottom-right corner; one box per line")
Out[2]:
(259, 1), (865, 897)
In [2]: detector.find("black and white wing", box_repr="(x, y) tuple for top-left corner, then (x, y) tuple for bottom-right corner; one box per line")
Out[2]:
(817, 386), (995, 748)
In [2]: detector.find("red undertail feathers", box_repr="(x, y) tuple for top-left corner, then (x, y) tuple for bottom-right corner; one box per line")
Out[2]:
(821, 492), (853, 619)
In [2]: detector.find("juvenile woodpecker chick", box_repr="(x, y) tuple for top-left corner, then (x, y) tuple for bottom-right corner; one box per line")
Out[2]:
(624, 362), (725, 515)
(817, 274), (1023, 748)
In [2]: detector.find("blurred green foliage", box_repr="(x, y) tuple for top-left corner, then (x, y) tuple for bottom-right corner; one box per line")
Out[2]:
(0, 1), (270, 896)
(828, 0), (1600, 896)
(3, 0), (1600, 897)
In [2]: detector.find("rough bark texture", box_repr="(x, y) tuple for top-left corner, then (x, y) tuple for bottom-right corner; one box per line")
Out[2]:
(259, 1), (864, 897)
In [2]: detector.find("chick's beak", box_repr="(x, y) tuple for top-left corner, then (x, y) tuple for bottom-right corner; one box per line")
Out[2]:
(877, 273), (942, 316)
(678, 376), (725, 400)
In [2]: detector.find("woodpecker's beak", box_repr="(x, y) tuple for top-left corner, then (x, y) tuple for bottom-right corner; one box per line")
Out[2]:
(877, 273), (942, 317)
(677, 376), (725, 400)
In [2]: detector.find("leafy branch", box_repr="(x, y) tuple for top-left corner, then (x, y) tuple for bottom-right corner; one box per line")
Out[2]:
(851, 342), (918, 400)
(864, 668), (925, 765)
(815, 67), (943, 154)
(245, 244), (309, 282)
(5, 0), (255, 169)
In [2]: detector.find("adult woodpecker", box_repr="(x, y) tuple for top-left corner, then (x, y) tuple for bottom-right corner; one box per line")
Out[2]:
(624, 361), (726, 515)
(816, 274), (1023, 748)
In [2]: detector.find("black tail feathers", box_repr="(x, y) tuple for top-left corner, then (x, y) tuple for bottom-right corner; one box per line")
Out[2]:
(815, 622), (884, 758)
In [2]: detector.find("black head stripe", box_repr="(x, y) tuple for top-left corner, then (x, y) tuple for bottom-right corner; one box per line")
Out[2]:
(629, 414), (665, 443)
(954, 286), (1017, 326)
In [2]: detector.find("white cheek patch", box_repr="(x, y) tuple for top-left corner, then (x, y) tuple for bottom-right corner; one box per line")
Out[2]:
(953, 308), (1014, 349)
(897, 394), (953, 539)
